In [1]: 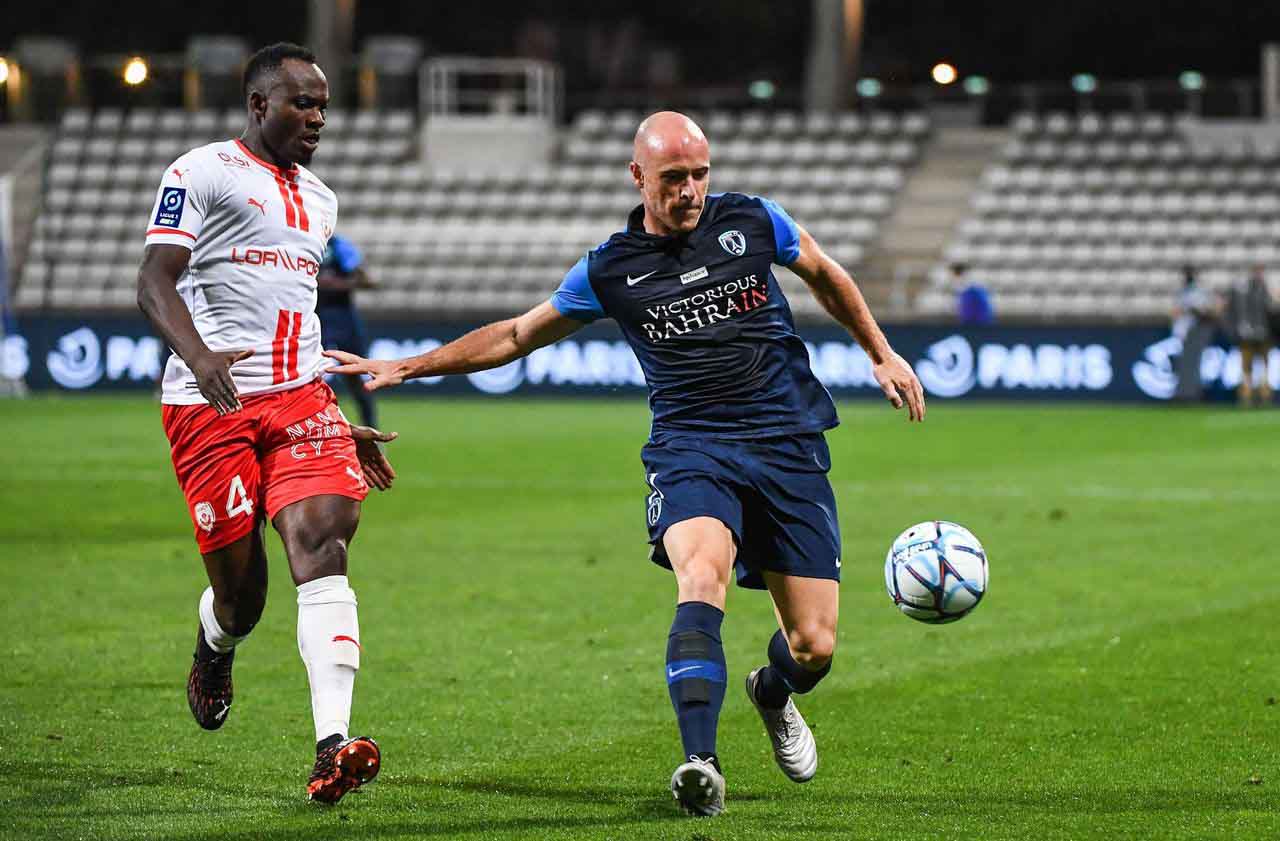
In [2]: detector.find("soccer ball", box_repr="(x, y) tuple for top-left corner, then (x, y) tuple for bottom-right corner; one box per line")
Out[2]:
(884, 521), (988, 624)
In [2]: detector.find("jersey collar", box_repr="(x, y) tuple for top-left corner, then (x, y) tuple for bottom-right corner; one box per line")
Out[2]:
(234, 138), (299, 178)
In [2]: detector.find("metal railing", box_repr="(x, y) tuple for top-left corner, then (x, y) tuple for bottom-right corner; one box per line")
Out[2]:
(420, 57), (560, 121)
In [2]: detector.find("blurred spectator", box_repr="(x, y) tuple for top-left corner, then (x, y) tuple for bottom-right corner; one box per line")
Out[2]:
(1171, 265), (1217, 403)
(318, 234), (378, 427)
(949, 263), (994, 326)
(1225, 265), (1274, 407)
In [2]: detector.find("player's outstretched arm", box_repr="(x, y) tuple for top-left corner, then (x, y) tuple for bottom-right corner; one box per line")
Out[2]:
(788, 226), (926, 421)
(137, 244), (251, 415)
(325, 301), (584, 392)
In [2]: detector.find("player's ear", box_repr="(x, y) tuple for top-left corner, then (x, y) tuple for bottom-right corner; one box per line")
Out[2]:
(629, 161), (643, 189)
(248, 90), (268, 123)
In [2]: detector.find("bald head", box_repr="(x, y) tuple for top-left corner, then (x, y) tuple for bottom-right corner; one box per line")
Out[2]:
(629, 111), (711, 236)
(632, 111), (710, 166)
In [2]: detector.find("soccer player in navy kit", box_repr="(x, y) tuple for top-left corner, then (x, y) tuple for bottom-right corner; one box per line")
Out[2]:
(327, 111), (926, 816)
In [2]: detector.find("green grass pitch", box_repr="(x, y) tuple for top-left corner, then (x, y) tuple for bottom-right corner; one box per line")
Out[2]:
(2, 395), (1277, 840)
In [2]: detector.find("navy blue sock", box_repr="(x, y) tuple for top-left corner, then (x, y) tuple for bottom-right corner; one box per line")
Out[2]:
(753, 629), (832, 709)
(665, 601), (726, 764)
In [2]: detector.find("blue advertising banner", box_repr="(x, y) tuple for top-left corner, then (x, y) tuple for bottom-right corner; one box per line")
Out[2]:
(4, 315), (1276, 401)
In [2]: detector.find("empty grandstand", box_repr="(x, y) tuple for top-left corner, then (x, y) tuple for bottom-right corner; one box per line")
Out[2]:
(13, 106), (929, 317)
(921, 111), (1280, 320)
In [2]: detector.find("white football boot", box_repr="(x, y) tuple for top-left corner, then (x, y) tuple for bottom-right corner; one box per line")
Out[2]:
(670, 755), (726, 816)
(746, 667), (818, 782)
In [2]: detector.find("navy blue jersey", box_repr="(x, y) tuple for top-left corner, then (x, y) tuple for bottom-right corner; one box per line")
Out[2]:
(317, 234), (363, 309)
(551, 192), (838, 439)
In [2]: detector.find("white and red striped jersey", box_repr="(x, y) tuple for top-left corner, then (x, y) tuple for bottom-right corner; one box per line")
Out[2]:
(145, 139), (338, 405)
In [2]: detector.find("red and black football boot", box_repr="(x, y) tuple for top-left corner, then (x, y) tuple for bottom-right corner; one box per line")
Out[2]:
(186, 626), (235, 730)
(307, 736), (381, 803)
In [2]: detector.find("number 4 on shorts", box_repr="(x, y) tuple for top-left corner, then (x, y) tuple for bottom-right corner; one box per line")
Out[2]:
(226, 474), (254, 519)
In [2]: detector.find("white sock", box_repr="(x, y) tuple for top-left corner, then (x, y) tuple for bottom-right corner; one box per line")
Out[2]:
(199, 586), (248, 654)
(297, 575), (360, 743)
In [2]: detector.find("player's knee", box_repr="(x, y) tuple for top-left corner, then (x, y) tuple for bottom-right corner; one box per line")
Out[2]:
(787, 624), (836, 670)
(291, 534), (349, 584)
(676, 554), (730, 604)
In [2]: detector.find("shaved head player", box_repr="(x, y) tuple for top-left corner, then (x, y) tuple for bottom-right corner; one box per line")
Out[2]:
(327, 111), (926, 816)
(136, 42), (397, 803)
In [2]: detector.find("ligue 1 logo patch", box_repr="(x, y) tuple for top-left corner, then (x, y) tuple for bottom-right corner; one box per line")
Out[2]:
(154, 187), (187, 228)
(194, 501), (216, 533)
(718, 229), (746, 256)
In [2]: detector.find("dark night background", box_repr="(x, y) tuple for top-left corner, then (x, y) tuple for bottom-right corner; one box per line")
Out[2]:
(3, 0), (1277, 88)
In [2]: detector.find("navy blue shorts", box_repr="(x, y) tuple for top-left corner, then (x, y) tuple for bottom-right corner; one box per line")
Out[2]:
(641, 433), (842, 590)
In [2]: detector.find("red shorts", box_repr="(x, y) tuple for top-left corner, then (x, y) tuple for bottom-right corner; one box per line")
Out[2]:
(162, 379), (369, 553)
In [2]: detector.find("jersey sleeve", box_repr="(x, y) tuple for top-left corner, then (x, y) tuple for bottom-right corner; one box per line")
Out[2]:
(144, 154), (216, 249)
(758, 196), (802, 266)
(549, 256), (605, 323)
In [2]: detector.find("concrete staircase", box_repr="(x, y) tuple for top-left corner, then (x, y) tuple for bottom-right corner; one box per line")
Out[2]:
(860, 126), (1008, 315)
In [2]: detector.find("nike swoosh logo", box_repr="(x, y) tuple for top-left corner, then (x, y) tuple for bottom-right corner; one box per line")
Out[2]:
(667, 665), (699, 678)
(627, 270), (658, 286)
(333, 634), (363, 650)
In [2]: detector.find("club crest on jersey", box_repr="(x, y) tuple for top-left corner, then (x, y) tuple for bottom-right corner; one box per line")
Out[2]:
(154, 187), (187, 228)
(194, 501), (216, 533)
(718, 229), (746, 256)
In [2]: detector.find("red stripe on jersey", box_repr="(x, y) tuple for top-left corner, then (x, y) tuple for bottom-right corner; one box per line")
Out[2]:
(273, 175), (297, 228)
(287, 310), (302, 380)
(272, 310), (289, 384)
(288, 179), (310, 232)
(146, 227), (197, 240)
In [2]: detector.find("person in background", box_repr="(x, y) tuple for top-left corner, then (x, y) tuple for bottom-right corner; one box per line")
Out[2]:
(318, 233), (378, 427)
(1171, 265), (1217, 403)
(950, 263), (994, 326)
(1225, 265), (1274, 407)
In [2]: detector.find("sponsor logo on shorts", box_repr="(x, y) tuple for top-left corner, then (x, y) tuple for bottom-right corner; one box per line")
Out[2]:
(194, 501), (216, 533)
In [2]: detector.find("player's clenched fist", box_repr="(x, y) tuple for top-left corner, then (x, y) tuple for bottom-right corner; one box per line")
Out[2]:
(190, 348), (253, 415)
(323, 350), (404, 392)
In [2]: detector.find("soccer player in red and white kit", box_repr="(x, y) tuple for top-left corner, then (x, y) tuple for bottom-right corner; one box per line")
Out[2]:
(136, 43), (395, 803)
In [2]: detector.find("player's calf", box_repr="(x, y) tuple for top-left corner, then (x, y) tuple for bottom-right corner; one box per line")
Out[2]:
(296, 575), (361, 743)
(752, 628), (832, 708)
(665, 601), (727, 774)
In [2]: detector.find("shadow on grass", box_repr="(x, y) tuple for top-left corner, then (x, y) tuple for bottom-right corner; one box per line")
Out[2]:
(408, 775), (768, 807)
(8, 762), (1270, 841)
